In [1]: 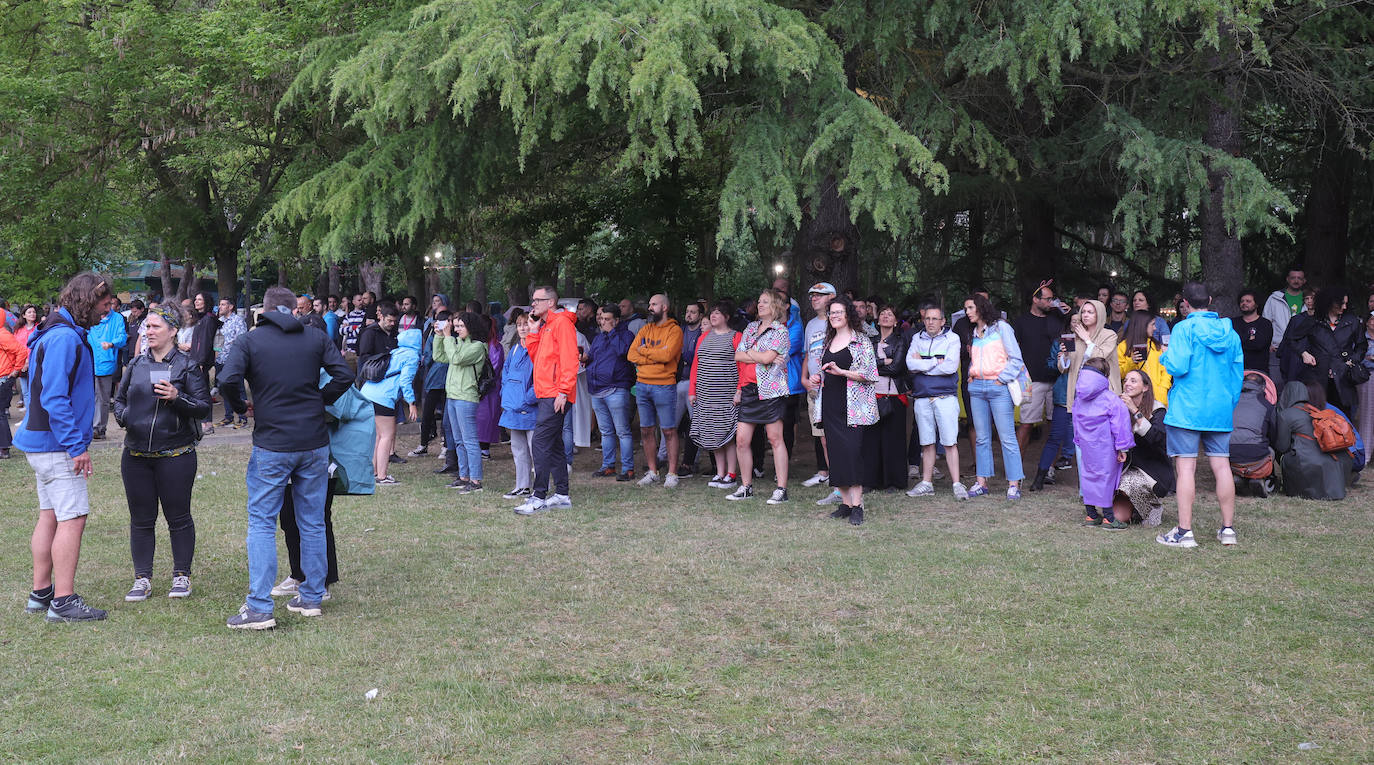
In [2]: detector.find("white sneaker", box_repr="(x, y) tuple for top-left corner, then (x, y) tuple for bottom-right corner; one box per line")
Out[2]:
(816, 489), (843, 506)
(952, 482), (969, 501)
(1217, 526), (1238, 546)
(544, 493), (573, 509)
(906, 481), (935, 497)
(907, 464), (920, 478)
(663, 473), (680, 489)
(637, 471), (660, 486)
(801, 472), (829, 487)
(514, 497), (548, 515)
(270, 576), (300, 597)
(1156, 526), (1197, 548)
(932, 466), (946, 481)
(707, 475), (736, 488)
(765, 487), (789, 504)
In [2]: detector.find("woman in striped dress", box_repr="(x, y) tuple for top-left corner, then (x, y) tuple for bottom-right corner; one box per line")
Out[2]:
(689, 300), (742, 487)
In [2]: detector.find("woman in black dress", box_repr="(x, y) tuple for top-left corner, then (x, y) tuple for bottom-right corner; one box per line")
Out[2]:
(810, 297), (879, 525)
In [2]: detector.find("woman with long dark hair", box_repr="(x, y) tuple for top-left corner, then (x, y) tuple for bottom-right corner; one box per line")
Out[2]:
(964, 292), (1026, 499)
(1287, 287), (1367, 414)
(433, 311), (490, 493)
(864, 305), (908, 491)
(811, 296), (879, 524)
(187, 292), (220, 436)
(1117, 309), (1172, 406)
(1129, 290), (1171, 346)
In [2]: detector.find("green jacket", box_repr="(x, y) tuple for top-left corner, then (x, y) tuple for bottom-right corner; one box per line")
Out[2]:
(433, 335), (487, 402)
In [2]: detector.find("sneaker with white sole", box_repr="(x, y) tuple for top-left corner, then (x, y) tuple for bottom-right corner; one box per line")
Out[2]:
(765, 487), (789, 504)
(1217, 526), (1238, 546)
(906, 481), (934, 498)
(952, 482), (969, 500)
(1156, 526), (1197, 548)
(663, 473), (680, 489)
(406, 445), (429, 457)
(125, 577), (153, 602)
(286, 596), (322, 617)
(45, 594), (107, 623)
(801, 472), (829, 487)
(725, 485), (753, 501)
(514, 497), (548, 515)
(637, 471), (660, 486)
(816, 489), (843, 506)
(503, 487), (532, 499)
(168, 575), (191, 598)
(226, 604), (275, 630)
(544, 493), (572, 509)
(966, 483), (990, 498)
(271, 577), (301, 597)
(932, 466), (946, 481)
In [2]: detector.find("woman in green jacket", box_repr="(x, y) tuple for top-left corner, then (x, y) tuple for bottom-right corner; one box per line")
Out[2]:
(433, 312), (490, 493)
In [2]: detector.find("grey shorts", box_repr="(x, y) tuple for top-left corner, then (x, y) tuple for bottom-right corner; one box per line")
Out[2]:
(27, 451), (91, 522)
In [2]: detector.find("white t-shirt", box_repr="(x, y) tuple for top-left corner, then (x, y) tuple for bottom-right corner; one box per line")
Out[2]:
(805, 316), (827, 372)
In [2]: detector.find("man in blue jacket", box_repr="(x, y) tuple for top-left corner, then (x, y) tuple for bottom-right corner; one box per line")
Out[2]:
(86, 304), (127, 439)
(18, 273), (114, 622)
(1157, 281), (1244, 548)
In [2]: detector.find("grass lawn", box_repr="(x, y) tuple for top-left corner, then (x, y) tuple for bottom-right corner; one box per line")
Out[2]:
(1, 434), (1371, 763)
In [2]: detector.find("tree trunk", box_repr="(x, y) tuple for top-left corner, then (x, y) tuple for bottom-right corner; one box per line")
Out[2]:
(176, 253), (197, 301)
(474, 266), (488, 307)
(1016, 193), (1056, 301)
(795, 174), (859, 295)
(1199, 26), (1244, 318)
(506, 258), (531, 307)
(158, 242), (176, 302)
(1303, 114), (1353, 288)
(277, 262), (289, 288)
(696, 229), (717, 302)
(359, 260), (384, 299)
(966, 203), (986, 295)
(215, 247), (238, 302)
(327, 264), (341, 299)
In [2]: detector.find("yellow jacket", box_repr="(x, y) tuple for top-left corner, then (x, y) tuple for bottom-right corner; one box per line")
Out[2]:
(1117, 339), (1173, 407)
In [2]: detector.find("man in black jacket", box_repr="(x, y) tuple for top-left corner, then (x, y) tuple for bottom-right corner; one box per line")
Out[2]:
(219, 286), (354, 630)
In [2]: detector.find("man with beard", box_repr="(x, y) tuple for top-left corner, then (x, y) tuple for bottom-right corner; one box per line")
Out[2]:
(1230, 290), (1273, 373)
(628, 294), (684, 488)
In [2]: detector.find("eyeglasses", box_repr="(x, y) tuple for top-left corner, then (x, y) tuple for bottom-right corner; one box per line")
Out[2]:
(531, 296), (555, 304)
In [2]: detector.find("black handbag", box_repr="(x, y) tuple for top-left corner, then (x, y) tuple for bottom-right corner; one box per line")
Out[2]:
(1343, 352), (1370, 385)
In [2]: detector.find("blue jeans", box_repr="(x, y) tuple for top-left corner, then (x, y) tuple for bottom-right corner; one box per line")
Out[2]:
(590, 389), (634, 471)
(968, 378), (1025, 482)
(445, 398), (482, 481)
(244, 445), (330, 613)
(635, 383), (677, 428)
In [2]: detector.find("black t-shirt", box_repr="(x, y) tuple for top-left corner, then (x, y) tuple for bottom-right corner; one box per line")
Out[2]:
(1012, 311), (1066, 383)
(1230, 315), (1273, 372)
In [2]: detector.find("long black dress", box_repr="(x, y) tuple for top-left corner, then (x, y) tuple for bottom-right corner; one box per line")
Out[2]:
(822, 346), (864, 487)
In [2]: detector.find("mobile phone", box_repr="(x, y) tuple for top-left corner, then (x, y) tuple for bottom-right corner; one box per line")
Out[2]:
(1060, 333), (1076, 352)
(434, 320), (449, 331)
(149, 369), (171, 391)
(1132, 343), (1147, 355)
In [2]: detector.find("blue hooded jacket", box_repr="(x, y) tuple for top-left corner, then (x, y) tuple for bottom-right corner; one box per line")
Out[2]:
(586, 324), (635, 394)
(499, 343), (538, 430)
(86, 310), (127, 376)
(14, 308), (96, 457)
(360, 328), (421, 407)
(1160, 310), (1243, 432)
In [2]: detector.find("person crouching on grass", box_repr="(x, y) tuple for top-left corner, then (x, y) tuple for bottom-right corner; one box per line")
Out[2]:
(1073, 357), (1135, 529)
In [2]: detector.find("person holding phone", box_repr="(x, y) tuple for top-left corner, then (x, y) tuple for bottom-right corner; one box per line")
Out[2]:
(1117, 309), (1173, 406)
(112, 304), (211, 601)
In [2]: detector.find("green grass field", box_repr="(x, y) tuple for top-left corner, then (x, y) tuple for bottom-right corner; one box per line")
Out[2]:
(2, 436), (1370, 763)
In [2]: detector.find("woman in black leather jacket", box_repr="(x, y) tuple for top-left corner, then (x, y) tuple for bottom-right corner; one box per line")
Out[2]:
(1285, 287), (1368, 414)
(112, 305), (211, 602)
(863, 306), (910, 491)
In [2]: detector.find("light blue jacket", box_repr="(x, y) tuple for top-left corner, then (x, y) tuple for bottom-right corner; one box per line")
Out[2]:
(1160, 311), (1243, 432)
(360, 329), (421, 407)
(498, 344), (538, 431)
(86, 310), (127, 376)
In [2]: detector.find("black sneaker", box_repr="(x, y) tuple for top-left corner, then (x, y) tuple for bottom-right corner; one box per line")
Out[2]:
(45, 594), (107, 623)
(447, 477), (472, 489)
(616, 470), (634, 482)
(765, 487), (789, 505)
(502, 487), (532, 499)
(25, 590), (53, 615)
(216, 417), (235, 427)
(458, 482), (484, 495)
(388, 453), (407, 464)
(226, 605), (276, 630)
(828, 503), (853, 519)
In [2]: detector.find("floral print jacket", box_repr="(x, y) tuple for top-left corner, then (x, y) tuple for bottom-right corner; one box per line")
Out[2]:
(740, 320), (791, 400)
(824, 333), (879, 426)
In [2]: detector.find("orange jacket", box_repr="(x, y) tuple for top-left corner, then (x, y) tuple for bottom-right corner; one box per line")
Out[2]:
(523, 309), (579, 401)
(626, 318), (683, 386)
(0, 325), (29, 379)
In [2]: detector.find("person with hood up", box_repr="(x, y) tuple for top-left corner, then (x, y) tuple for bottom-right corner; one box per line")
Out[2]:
(1274, 380), (1353, 500)
(1073, 357), (1135, 528)
(1059, 298), (1121, 417)
(86, 304), (127, 439)
(360, 327), (421, 485)
(1156, 281), (1244, 548)
(1229, 371), (1277, 491)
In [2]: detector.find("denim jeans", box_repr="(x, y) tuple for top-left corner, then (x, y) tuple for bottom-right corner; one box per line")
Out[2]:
(244, 445), (330, 613)
(590, 388), (634, 471)
(967, 378), (1024, 482)
(445, 398), (482, 481)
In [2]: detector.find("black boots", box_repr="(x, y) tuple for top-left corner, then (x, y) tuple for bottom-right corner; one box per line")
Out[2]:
(848, 505), (864, 526)
(1029, 468), (1049, 492)
(829, 503), (852, 519)
(433, 449), (459, 474)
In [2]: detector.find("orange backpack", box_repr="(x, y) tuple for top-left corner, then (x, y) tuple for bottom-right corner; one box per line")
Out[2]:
(1300, 405), (1357, 454)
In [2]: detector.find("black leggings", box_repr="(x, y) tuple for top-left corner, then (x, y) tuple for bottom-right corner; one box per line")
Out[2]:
(121, 449), (196, 578)
(419, 388), (447, 448)
(281, 484), (338, 585)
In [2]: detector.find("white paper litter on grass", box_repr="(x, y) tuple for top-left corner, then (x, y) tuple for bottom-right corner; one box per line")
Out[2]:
(365, 688), (379, 700)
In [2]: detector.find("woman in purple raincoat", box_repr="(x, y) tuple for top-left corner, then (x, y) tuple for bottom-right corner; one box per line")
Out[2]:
(475, 315), (505, 456)
(1073, 357), (1135, 529)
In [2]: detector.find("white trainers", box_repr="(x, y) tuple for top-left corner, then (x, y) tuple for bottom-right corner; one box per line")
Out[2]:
(801, 472), (829, 487)
(514, 497), (548, 515)
(637, 471), (660, 486)
(125, 577), (152, 602)
(816, 489), (843, 506)
(707, 475), (737, 488)
(906, 481), (935, 497)
(271, 576), (301, 597)
(1156, 526), (1198, 548)
(952, 482), (969, 500)
(663, 473), (680, 489)
(544, 493), (572, 509)
(1217, 526), (1238, 546)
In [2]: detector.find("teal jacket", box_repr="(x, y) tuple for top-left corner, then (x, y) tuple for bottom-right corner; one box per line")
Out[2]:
(1160, 311), (1243, 432)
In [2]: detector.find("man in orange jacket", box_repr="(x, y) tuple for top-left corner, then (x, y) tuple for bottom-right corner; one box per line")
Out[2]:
(627, 293), (684, 487)
(0, 320), (30, 458)
(515, 285), (580, 515)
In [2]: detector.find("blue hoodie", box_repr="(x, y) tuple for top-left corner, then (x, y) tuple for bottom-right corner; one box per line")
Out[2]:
(499, 343), (538, 430)
(360, 328), (421, 407)
(86, 310), (127, 376)
(586, 324), (635, 394)
(1160, 310), (1243, 432)
(14, 308), (96, 457)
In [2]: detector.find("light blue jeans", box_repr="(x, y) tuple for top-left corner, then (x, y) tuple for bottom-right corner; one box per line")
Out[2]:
(967, 378), (1024, 482)
(590, 388), (634, 471)
(244, 445), (330, 613)
(445, 398), (482, 481)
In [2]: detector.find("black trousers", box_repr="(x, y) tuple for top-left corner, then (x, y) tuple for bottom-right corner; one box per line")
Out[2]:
(121, 449), (197, 577)
(419, 387), (448, 447)
(0, 376), (12, 448)
(864, 400), (910, 490)
(281, 482), (338, 585)
(532, 397), (569, 498)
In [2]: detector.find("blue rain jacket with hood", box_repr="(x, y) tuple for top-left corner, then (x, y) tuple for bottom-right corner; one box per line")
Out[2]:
(499, 342), (539, 431)
(360, 328), (421, 408)
(1160, 310), (1243, 432)
(86, 309), (127, 376)
(14, 308), (95, 457)
(321, 369), (375, 495)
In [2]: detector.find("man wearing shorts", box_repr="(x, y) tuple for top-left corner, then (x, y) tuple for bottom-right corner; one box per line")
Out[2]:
(905, 303), (967, 500)
(1012, 282), (1067, 449)
(800, 283), (836, 498)
(628, 293), (684, 487)
(17, 273), (113, 622)
(1157, 281), (1244, 548)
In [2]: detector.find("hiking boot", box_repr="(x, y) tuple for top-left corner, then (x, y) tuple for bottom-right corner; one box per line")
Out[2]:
(1156, 526), (1197, 548)
(271, 577), (300, 597)
(125, 577), (153, 602)
(168, 575), (192, 598)
(226, 605), (275, 630)
(286, 596), (322, 617)
(46, 594), (107, 623)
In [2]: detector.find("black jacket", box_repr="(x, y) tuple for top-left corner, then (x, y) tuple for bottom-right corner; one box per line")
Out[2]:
(219, 310), (355, 452)
(189, 311), (220, 368)
(357, 322), (396, 367)
(1128, 405), (1175, 497)
(112, 348), (212, 452)
(872, 331), (909, 394)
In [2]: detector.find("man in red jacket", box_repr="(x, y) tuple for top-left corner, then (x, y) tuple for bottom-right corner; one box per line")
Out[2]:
(515, 285), (580, 515)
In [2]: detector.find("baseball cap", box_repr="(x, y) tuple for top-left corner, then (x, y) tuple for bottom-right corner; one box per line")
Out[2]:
(807, 282), (836, 296)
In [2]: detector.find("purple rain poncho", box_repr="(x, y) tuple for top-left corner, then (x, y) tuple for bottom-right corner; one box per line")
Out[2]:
(1072, 366), (1136, 508)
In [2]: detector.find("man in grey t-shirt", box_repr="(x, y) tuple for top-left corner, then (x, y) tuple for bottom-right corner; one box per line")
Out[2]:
(799, 282), (835, 495)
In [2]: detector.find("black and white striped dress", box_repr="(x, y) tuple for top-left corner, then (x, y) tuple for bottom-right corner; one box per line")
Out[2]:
(689, 331), (739, 450)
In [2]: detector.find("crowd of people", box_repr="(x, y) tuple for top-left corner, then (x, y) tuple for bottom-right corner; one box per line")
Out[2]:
(6, 263), (1372, 627)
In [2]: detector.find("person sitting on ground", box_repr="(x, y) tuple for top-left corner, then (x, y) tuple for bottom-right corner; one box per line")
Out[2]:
(1073, 357), (1134, 529)
(1229, 371), (1277, 483)
(1273, 380), (1352, 500)
(1110, 369), (1174, 527)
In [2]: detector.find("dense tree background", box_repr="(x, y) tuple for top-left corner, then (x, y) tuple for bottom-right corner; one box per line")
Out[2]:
(1, 0), (1370, 314)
